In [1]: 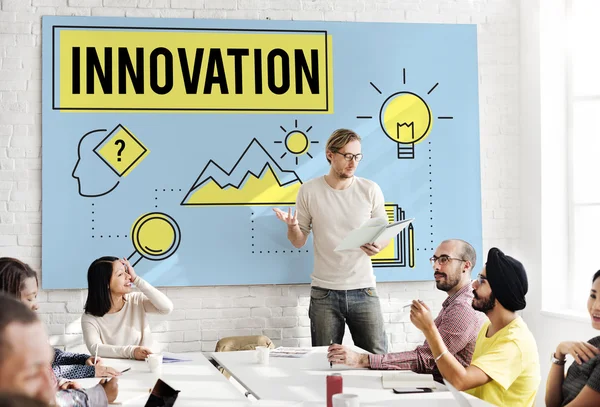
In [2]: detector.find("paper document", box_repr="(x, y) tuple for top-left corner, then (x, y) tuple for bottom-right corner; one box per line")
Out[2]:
(163, 356), (192, 363)
(270, 347), (314, 358)
(381, 371), (437, 390)
(335, 217), (414, 251)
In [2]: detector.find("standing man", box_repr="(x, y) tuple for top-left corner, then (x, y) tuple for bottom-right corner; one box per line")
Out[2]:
(274, 128), (389, 353)
(410, 248), (540, 407)
(328, 239), (485, 383)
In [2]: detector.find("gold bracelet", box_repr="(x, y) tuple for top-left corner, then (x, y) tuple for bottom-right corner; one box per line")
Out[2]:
(434, 350), (448, 363)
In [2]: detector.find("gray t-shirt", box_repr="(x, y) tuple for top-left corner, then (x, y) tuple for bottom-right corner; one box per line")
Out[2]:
(296, 175), (386, 290)
(561, 335), (600, 406)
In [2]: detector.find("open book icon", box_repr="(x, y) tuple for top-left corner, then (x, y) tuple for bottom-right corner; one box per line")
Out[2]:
(335, 217), (414, 252)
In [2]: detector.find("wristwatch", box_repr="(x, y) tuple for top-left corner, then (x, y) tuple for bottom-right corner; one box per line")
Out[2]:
(551, 353), (566, 365)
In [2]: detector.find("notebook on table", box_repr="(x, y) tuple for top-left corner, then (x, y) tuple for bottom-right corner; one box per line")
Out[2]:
(381, 371), (437, 392)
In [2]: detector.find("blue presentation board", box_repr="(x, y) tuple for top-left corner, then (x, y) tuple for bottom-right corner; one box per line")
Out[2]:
(41, 16), (481, 289)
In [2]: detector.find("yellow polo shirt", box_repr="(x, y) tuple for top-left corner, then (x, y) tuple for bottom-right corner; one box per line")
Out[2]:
(466, 317), (540, 407)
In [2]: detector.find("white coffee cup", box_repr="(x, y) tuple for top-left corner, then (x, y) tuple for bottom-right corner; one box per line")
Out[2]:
(256, 346), (270, 365)
(145, 354), (163, 373)
(332, 393), (359, 407)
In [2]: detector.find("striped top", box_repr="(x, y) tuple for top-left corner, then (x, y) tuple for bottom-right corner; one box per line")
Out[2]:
(561, 335), (600, 406)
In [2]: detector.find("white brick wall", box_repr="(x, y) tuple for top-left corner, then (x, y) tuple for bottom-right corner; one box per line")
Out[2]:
(0, 0), (520, 354)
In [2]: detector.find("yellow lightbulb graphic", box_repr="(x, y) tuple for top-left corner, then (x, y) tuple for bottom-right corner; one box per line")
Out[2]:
(285, 131), (309, 155)
(379, 92), (432, 145)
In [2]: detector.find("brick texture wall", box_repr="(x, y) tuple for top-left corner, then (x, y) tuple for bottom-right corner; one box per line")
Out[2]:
(0, 0), (520, 354)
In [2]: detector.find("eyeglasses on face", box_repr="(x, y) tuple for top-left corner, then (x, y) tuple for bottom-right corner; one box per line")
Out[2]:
(429, 255), (466, 267)
(475, 273), (488, 284)
(334, 152), (363, 162)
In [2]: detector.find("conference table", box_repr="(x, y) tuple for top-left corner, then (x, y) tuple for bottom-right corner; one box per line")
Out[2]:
(74, 352), (250, 406)
(211, 346), (496, 406)
(72, 348), (495, 406)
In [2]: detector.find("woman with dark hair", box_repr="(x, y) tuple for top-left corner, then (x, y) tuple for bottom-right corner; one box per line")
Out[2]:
(0, 257), (40, 311)
(82, 257), (173, 360)
(0, 257), (119, 380)
(545, 270), (600, 406)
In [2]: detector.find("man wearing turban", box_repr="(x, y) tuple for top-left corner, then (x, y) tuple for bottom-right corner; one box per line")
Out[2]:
(410, 247), (541, 407)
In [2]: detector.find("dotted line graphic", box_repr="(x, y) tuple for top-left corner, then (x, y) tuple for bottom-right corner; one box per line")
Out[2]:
(91, 202), (128, 239)
(154, 188), (183, 209)
(428, 141), (434, 251)
(251, 211), (309, 255)
(416, 141), (434, 253)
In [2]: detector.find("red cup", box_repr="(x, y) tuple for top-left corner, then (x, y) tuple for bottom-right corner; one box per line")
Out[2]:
(326, 373), (343, 407)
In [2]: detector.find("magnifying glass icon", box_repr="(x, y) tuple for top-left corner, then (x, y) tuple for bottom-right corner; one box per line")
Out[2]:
(127, 212), (181, 267)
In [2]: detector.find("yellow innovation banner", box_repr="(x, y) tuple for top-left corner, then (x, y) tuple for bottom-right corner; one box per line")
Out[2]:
(58, 29), (333, 112)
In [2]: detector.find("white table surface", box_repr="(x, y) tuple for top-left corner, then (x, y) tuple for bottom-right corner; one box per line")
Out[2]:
(74, 352), (248, 406)
(298, 393), (496, 406)
(211, 346), (483, 403)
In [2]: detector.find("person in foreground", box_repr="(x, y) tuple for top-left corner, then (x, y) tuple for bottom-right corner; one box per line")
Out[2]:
(273, 128), (389, 354)
(0, 294), (118, 406)
(0, 393), (49, 407)
(0, 257), (120, 380)
(327, 239), (486, 382)
(82, 257), (173, 359)
(545, 270), (600, 406)
(410, 247), (540, 407)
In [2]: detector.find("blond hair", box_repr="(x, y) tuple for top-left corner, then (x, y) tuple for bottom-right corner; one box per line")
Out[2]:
(325, 129), (361, 164)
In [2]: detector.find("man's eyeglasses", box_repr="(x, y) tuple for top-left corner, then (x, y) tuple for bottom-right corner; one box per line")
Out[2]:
(429, 255), (466, 267)
(475, 273), (488, 284)
(335, 152), (363, 162)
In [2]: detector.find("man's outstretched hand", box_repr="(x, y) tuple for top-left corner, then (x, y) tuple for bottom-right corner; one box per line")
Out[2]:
(273, 207), (298, 227)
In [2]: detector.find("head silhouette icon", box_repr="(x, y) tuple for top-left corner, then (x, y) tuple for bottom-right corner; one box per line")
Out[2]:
(72, 129), (120, 197)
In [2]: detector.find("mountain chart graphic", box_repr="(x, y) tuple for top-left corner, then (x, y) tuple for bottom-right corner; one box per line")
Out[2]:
(181, 138), (303, 206)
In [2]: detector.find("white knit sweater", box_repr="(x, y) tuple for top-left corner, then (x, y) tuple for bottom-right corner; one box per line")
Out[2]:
(81, 276), (173, 359)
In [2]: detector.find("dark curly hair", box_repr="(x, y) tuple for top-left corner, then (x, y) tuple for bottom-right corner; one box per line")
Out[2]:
(0, 257), (37, 299)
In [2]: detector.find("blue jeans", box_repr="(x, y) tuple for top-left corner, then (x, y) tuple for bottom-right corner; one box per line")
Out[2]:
(308, 286), (387, 354)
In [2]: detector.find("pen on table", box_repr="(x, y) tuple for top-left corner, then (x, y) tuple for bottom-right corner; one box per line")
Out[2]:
(329, 340), (332, 368)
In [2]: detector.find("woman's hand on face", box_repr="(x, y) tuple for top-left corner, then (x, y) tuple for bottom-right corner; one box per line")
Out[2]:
(556, 341), (600, 365)
(122, 258), (137, 281)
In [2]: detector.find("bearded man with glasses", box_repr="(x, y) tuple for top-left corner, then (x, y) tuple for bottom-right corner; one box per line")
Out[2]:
(410, 247), (541, 407)
(327, 239), (485, 382)
(273, 128), (389, 354)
